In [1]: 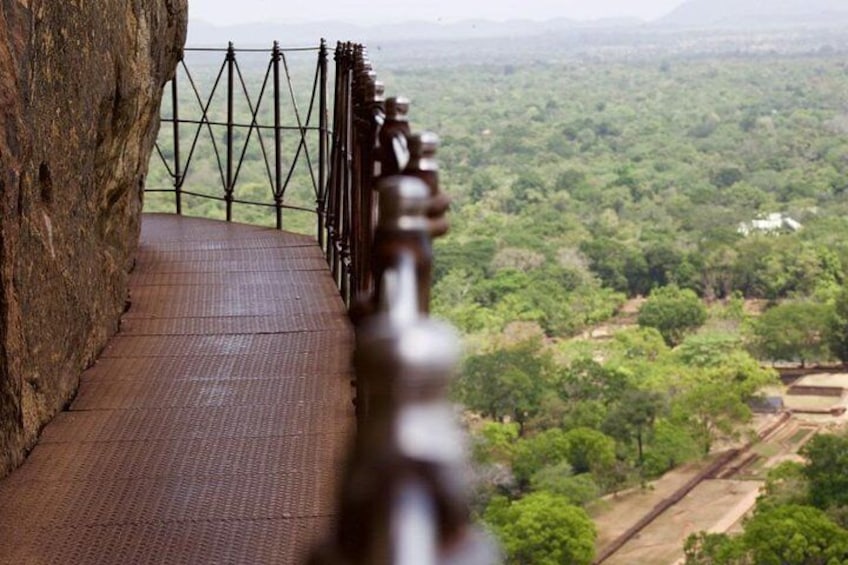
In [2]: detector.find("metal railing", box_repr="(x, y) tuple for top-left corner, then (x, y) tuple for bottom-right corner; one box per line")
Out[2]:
(146, 41), (329, 232)
(147, 39), (494, 564)
(311, 44), (497, 565)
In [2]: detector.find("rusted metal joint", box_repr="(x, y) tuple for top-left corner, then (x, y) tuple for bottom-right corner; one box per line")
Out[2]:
(379, 97), (412, 176)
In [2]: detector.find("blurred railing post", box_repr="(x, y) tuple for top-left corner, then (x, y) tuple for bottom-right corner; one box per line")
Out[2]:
(312, 43), (498, 565)
(338, 44), (353, 304)
(380, 97), (411, 176)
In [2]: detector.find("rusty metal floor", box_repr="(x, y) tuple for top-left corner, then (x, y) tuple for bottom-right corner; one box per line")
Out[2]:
(0, 214), (354, 564)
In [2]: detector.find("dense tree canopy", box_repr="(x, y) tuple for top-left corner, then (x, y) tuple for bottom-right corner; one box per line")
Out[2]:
(749, 301), (834, 366)
(457, 339), (556, 433)
(638, 285), (708, 346)
(685, 505), (848, 564)
(485, 493), (597, 565)
(828, 288), (848, 365)
(801, 432), (848, 511)
(741, 505), (848, 565)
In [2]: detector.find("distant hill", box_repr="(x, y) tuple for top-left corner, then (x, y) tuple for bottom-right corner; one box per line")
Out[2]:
(658, 0), (848, 28)
(186, 18), (586, 48)
(184, 17), (655, 48)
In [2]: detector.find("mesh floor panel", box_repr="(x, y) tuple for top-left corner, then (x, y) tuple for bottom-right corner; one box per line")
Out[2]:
(0, 214), (354, 564)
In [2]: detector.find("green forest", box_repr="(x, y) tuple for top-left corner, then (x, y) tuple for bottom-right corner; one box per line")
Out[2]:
(145, 30), (848, 564)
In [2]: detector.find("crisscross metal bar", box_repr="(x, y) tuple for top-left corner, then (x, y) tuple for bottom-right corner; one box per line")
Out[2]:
(146, 42), (329, 231)
(178, 57), (229, 195)
(230, 54), (275, 199)
(281, 51), (322, 200)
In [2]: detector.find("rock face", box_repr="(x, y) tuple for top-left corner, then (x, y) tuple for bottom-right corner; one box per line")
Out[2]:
(0, 1), (187, 477)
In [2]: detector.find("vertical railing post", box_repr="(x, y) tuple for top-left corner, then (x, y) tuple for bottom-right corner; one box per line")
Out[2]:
(339, 45), (353, 304)
(171, 58), (182, 215)
(348, 50), (365, 301)
(225, 42), (235, 222)
(351, 52), (374, 303)
(331, 43), (346, 289)
(327, 43), (343, 276)
(362, 79), (385, 298)
(318, 39), (328, 247)
(272, 41), (284, 230)
(309, 176), (498, 565)
(405, 131), (450, 312)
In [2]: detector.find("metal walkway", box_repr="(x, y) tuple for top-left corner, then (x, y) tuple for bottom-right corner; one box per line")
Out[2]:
(0, 214), (354, 564)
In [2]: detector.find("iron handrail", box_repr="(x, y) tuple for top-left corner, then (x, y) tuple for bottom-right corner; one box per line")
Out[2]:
(147, 41), (329, 231)
(146, 38), (492, 564)
(311, 43), (498, 565)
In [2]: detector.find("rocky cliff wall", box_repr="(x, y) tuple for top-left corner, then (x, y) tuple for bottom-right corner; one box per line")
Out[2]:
(0, 1), (187, 477)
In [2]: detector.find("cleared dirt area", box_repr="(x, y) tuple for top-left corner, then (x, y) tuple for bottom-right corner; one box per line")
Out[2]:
(604, 479), (762, 565)
(792, 372), (848, 388)
(589, 364), (847, 563)
(594, 414), (823, 564)
(591, 459), (717, 551)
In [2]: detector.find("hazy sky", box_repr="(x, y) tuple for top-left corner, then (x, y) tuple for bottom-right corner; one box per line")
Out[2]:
(189, 0), (689, 26)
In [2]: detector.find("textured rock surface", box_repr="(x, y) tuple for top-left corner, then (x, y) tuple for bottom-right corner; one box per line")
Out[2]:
(0, 1), (187, 477)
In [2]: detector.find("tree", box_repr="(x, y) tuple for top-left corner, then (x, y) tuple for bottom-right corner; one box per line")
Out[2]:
(508, 170), (549, 212)
(558, 357), (632, 406)
(566, 286), (626, 335)
(677, 340), (777, 398)
(685, 506), (848, 564)
(644, 241), (685, 288)
(529, 463), (600, 506)
(756, 461), (808, 511)
(828, 287), (848, 365)
(484, 493), (597, 565)
(800, 432), (848, 510)
(562, 427), (616, 476)
(603, 388), (664, 467)
(643, 419), (700, 477)
(710, 166), (744, 188)
(676, 332), (743, 368)
(457, 339), (555, 433)
(580, 237), (650, 296)
(638, 285), (707, 346)
(741, 505), (848, 564)
(683, 532), (744, 564)
(749, 301), (834, 366)
(472, 421), (521, 465)
(512, 429), (572, 484)
(609, 327), (669, 362)
(672, 375), (751, 455)
(554, 168), (587, 193)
